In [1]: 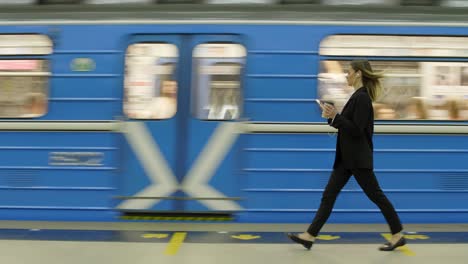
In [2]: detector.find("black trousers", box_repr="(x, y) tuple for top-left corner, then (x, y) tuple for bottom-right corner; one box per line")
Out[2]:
(307, 163), (403, 236)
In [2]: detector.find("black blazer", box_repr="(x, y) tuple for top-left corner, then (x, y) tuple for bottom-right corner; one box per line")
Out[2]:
(328, 87), (374, 169)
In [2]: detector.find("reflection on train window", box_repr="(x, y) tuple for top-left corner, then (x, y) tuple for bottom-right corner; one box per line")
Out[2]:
(319, 60), (468, 121)
(192, 43), (246, 120)
(0, 35), (51, 119)
(0, 62), (50, 119)
(124, 43), (178, 119)
(319, 35), (468, 121)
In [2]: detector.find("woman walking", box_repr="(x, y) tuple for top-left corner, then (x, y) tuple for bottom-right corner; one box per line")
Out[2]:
(287, 60), (405, 251)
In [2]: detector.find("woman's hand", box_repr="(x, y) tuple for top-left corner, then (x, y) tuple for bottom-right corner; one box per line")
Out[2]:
(322, 103), (337, 119)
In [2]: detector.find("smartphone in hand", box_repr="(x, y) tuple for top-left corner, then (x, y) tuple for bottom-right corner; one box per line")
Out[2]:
(315, 99), (335, 106)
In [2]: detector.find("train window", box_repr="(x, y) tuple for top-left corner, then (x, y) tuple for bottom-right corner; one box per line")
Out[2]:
(0, 35), (51, 118)
(124, 43), (178, 119)
(319, 35), (468, 121)
(0, 35), (52, 56)
(192, 43), (246, 120)
(320, 35), (468, 57)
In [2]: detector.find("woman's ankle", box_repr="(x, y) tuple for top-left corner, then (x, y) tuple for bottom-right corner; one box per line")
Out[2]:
(299, 232), (315, 241)
(390, 232), (404, 244)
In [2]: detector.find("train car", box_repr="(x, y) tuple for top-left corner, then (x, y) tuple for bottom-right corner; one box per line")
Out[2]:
(0, 4), (467, 223)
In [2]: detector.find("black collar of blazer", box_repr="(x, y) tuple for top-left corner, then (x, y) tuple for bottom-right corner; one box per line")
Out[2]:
(341, 87), (368, 112)
(353, 86), (367, 97)
(347, 86), (368, 102)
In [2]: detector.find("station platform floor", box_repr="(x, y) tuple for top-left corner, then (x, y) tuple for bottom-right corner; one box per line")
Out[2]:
(0, 221), (467, 264)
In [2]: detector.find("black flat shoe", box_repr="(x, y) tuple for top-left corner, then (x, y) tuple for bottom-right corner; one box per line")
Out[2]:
(379, 237), (406, 251)
(286, 233), (313, 250)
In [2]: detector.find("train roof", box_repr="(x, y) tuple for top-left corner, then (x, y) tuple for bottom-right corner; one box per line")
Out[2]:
(0, 4), (468, 26)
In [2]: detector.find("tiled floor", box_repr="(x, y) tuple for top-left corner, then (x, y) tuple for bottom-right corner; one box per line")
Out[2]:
(1, 222), (467, 264)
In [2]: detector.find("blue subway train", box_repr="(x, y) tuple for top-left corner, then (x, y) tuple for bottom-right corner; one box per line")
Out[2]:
(0, 5), (467, 223)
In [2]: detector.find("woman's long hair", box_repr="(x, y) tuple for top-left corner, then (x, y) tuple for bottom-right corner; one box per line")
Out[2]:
(350, 60), (383, 102)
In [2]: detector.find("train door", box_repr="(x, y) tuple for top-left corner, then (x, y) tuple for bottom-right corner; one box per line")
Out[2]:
(118, 34), (246, 215)
(182, 36), (246, 213)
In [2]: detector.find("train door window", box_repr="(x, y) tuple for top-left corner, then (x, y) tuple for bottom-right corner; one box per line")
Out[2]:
(192, 43), (246, 120)
(0, 35), (51, 118)
(124, 43), (178, 119)
(319, 35), (468, 121)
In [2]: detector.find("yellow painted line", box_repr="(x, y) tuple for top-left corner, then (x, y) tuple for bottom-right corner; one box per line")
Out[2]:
(381, 233), (415, 256)
(164, 232), (187, 256)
